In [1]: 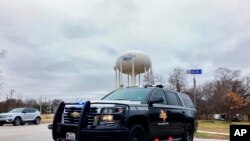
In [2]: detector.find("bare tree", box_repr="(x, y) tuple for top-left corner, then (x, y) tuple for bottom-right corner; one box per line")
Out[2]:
(196, 67), (250, 119)
(215, 67), (241, 82)
(0, 49), (6, 58)
(25, 99), (39, 107)
(243, 76), (250, 99)
(152, 72), (166, 85)
(51, 99), (63, 113)
(168, 67), (186, 92)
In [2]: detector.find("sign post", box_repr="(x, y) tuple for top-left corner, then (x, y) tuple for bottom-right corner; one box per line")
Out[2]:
(187, 69), (202, 107)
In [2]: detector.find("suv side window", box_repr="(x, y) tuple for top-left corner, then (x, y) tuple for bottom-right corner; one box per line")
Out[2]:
(26, 108), (33, 113)
(180, 94), (194, 108)
(165, 92), (182, 106)
(29, 108), (35, 113)
(23, 108), (29, 113)
(151, 90), (167, 104)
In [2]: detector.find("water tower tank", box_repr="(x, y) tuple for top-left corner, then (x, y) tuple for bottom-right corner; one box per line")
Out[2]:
(114, 50), (152, 87)
(115, 50), (151, 75)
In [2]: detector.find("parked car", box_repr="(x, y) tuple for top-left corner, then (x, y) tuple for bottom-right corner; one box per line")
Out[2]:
(0, 108), (41, 126)
(214, 114), (226, 121)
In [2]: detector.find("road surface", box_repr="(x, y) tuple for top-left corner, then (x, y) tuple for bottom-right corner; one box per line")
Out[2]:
(0, 124), (228, 141)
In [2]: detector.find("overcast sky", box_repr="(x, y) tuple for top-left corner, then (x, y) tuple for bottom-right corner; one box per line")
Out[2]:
(0, 0), (250, 102)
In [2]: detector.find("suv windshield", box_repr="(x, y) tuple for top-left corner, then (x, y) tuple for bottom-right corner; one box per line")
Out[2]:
(8, 108), (25, 113)
(102, 88), (152, 102)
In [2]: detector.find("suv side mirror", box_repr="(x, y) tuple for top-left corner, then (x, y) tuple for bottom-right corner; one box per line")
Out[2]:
(149, 97), (163, 105)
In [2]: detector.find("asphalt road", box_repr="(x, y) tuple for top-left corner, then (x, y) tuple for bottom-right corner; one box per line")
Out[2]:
(0, 124), (228, 141)
(0, 124), (52, 141)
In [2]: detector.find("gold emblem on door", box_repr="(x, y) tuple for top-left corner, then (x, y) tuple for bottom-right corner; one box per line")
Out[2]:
(159, 109), (167, 122)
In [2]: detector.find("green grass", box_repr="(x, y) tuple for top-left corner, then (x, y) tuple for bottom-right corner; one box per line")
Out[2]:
(196, 120), (250, 140)
(41, 114), (54, 124)
(198, 120), (230, 133)
(195, 132), (229, 140)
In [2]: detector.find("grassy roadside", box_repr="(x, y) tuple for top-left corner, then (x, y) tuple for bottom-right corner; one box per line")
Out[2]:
(195, 132), (229, 140)
(198, 120), (229, 133)
(41, 114), (54, 124)
(195, 120), (250, 140)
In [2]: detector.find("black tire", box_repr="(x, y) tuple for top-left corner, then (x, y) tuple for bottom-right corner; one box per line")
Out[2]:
(181, 123), (194, 141)
(128, 124), (146, 141)
(20, 122), (25, 125)
(34, 117), (41, 125)
(0, 122), (4, 126)
(13, 117), (22, 126)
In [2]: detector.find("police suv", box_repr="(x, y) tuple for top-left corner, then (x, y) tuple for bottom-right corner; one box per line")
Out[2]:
(49, 85), (197, 141)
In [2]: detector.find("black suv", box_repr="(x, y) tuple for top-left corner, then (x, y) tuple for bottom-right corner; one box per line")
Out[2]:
(50, 85), (197, 141)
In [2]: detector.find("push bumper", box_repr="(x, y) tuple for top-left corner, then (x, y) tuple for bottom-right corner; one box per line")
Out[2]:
(80, 128), (129, 140)
(57, 128), (129, 141)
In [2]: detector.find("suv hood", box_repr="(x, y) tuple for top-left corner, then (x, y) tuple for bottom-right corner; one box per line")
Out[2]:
(0, 112), (19, 116)
(91, 100), (142, 105)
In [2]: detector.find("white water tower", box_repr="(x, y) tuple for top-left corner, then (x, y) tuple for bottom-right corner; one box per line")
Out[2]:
(114, 50), (152, 88)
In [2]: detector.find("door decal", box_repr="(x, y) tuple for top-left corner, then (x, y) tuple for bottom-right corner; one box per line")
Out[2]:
(159, 109), (167, 122)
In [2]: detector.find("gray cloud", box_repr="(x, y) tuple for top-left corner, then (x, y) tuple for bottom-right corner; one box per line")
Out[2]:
(1, 0), (250, 101)
(62, 22), (106, 39)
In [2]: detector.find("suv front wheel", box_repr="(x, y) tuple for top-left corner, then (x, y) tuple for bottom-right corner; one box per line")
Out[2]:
(181, 123), (194, 141)
(34, 117), (41, 125)
(13, 117), (22, 126)
(128, 124), (146, 141)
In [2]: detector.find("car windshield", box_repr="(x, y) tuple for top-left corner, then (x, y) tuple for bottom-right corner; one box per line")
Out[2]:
(102, 88), (152, 102)
(8, 108), (25, 113)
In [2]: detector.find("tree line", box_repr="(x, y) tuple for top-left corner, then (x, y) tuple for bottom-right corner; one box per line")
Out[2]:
(166, 67), (250, 121)
(0, 98), (62, 114)
(0, 65), (249, 121)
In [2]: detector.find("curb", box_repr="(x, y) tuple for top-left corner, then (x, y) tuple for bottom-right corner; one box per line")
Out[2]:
(197, 130), (229, 136)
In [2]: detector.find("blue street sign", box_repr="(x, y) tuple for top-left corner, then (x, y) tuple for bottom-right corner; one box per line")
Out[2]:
(187, 69), (202, 74)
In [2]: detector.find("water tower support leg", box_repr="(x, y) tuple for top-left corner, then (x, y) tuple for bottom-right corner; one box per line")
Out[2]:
(132, 58), (135, 86)
(128, 74), (130, 86)
(139, 74), (140, 86)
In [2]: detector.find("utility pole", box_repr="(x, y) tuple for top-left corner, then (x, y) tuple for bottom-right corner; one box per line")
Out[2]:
(40, 97), (42, 114)
(187, 69), (202, 107)
(10, 90), (15, 99)
(9, 90), (15, 109)
(193, 75), (196, 107)
(48, 98), (51, 114)
(45, 97), (47, 114)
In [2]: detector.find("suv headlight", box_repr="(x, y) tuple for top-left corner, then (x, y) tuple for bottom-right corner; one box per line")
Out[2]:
(100, 107), (124, 122)
(92, 107), (124, 125)
(5, 115), (14, 118)
(101, 107), (124, 114)
(101, 115), (114, 122)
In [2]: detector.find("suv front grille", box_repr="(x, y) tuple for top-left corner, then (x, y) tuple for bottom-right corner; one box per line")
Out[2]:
(63, 106), (82, 124)
(87, 107), (98, 125)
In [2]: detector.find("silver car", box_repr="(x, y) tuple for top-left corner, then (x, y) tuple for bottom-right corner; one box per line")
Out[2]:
(0, 108), (41, 126)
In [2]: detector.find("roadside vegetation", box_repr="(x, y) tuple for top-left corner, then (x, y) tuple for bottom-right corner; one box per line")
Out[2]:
(0, 98), (62, 114)
(1, 67), (250, 122)
(41, 114), (54, 124)
(195, 120), (250, 140)
(195, 132), (229, 140)
(1, 66), (250, 140)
